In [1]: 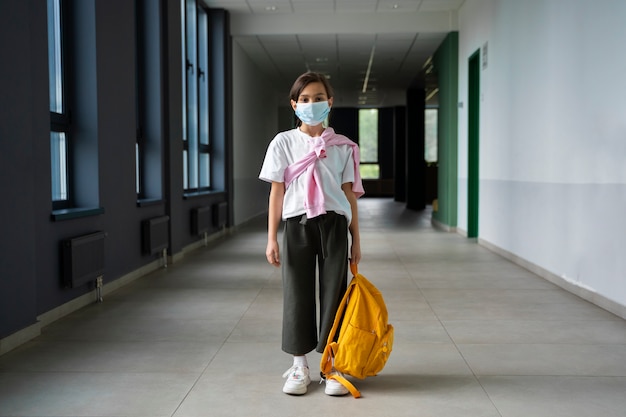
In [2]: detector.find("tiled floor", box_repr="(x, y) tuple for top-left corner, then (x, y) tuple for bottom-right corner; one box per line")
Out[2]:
(1, 198), (625, 417)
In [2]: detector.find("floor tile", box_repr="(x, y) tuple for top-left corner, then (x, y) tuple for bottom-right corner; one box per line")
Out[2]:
(458, 343), (626, 376)
(1, 198), (624, 417)
(479, 376), (626, 417)
(443, 319), (626, 344)
(0, 372), (197, 417)
(0, 340), (220, 373)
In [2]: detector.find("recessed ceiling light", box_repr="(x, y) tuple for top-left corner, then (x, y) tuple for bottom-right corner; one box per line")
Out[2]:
(265, 5), (277, 11)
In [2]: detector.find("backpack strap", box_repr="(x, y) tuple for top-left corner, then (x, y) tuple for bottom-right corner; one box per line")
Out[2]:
(320, 282), (352, 377)
(320, 271), (363, 398)
(327, 372), (362, 398)
(326, 279), (355, 348)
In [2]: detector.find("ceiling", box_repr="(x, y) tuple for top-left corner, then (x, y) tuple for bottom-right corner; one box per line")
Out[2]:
(200, 0), (464, 107)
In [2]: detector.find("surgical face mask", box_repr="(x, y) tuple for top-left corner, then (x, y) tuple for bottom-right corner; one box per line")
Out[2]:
(294, 101), (330, 126)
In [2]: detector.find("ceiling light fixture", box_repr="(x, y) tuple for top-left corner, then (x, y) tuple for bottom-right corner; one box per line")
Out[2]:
(265, 5), (277, 11)
(425, 87), (439, 102)
(361, 43), (376, 93)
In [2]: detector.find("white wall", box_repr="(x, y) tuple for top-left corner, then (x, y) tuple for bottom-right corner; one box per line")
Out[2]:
(458, 0), (626, 313)
(231, 41), (281, 225)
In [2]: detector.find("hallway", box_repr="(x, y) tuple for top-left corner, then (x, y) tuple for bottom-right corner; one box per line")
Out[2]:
(0, 198), (625, 417)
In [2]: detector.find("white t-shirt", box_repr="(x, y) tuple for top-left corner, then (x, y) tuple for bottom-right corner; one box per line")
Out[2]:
(259, 128), (356, 223)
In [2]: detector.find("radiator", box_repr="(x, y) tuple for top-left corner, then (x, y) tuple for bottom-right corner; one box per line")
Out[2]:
(191, 206), (212, 236)
(61, 231), (106, 288)
(142, 215), (169, 255)
(213, 202), (228, 228)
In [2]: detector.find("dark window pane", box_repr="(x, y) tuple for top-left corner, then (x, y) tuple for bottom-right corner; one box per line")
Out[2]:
(51, 131), (68, 201)
(47, 0), (63, 113)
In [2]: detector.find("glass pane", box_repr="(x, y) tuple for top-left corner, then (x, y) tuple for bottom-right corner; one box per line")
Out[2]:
(358, 109), (378, 163)
(184, 0), (198, 190)
(359, 164), (380, 180)
(199, 152), (210, 188)
(51, 132), (68, 201)
(188, 140), (198, 190)
(183, 150), (188, 189)
(47, 0), (63, 113)
(425, 108), (438, 163)
(198, 8), (209, 146)
(135, 143), (141, 195)
(185, 0), (198, 138)
(180, 0), (187, 141)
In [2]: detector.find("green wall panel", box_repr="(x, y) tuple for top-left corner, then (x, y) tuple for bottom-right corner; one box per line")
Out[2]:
(432, 32), (459, 228)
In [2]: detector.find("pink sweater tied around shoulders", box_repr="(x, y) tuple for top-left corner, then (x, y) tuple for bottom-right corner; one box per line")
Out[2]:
(283, 128), (365, 219)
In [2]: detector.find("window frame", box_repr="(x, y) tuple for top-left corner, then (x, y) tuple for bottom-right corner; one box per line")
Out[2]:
(182, 0), (212, 193)
(358, 108), (380, 180)
(133, 0), (168, 206)
(48, 0), (73, 211)
(135, 0), (146, 198)
(425, 107), (438, 164)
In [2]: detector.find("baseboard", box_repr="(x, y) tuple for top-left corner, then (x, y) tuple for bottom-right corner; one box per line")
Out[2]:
(431, 217), (457, 233)
(0, 322), (41, 356)
(174, 227), (230, 263)
(478, 238), (626, 320)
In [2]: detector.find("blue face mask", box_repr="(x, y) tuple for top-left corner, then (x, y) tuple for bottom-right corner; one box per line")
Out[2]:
(295, 101), (330, 126)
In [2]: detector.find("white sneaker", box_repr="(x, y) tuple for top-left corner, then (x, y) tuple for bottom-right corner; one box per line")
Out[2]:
(282, 365), (311, 395)
(324, 370), (349, 396)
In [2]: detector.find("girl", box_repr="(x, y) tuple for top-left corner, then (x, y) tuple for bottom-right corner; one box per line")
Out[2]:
(259, 72), (364, 396)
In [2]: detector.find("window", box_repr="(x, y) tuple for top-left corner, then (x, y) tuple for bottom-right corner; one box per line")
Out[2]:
(135, 0), (164, 203)
(358, 109), (380, 179)
(135, 1), (144, 196)
(48, 0), (70, 208)
(182, 0), (211, 192)
(425, 108), (438, 163)
(47, 0), (102, 220)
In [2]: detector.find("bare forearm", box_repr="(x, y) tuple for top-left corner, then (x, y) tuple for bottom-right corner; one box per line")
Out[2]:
(267, 182), (284, 240)
(266, 182), (284, 267)
(342, 183), (361, 263)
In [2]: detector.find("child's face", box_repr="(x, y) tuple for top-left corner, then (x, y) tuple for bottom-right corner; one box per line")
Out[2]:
(291, 82), (334, 109)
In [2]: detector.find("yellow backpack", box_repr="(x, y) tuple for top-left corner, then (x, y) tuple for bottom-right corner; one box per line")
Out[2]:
(320, 263), (394, 398)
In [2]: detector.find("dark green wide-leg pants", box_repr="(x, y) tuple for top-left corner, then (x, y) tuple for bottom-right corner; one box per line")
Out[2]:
(281, 212), (349, 355)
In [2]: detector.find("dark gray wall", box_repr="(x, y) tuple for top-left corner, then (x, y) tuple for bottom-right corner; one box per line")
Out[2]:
(330, 108), (359, 141)
(394, 106), (407, 202)
(0, 0), (228, 339)
(406, 88), (427, 210)
(0, 0), (41, 336)
(378, 107), (395, 180)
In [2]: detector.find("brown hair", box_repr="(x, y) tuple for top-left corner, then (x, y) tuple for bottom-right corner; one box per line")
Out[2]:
(289, 72), (334, 126)
(289, 72), (334, 102)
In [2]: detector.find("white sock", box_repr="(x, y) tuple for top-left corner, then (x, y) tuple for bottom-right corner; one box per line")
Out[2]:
(293, 355), (308, 368)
